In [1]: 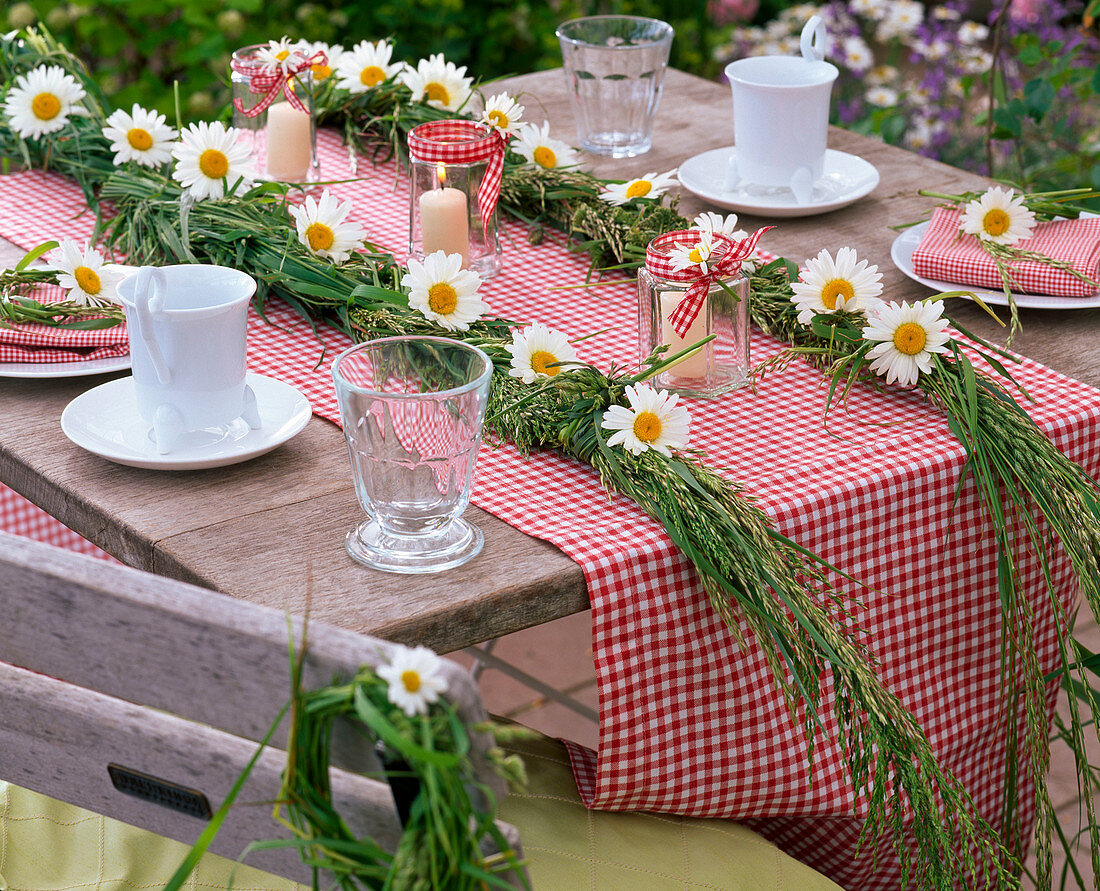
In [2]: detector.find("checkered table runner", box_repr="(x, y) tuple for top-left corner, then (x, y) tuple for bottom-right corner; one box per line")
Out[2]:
(4, 131), (1100, 888)
(0, 284), (129, 363)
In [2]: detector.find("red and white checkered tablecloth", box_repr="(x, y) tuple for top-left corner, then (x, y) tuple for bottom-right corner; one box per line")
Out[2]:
(0, 284), (129, 363)
(3, 131), (1099, 889)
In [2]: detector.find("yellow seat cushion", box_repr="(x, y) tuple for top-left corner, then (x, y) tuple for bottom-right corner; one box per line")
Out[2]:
(0, 781), (301, 891)
(498, 733), (842, 891)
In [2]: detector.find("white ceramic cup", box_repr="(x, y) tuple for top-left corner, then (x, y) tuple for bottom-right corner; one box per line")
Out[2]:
(117, 265), (259, 454)
(723, 16), (838, 204)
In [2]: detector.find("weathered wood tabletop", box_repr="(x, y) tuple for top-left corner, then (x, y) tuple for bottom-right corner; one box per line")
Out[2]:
(3, 68), (1099, 652)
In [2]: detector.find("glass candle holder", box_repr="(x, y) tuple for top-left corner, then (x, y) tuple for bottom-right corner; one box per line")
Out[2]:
(408, 121), (503, 279)
(638, 237), (750, 398)
(230, 44), (320, 184)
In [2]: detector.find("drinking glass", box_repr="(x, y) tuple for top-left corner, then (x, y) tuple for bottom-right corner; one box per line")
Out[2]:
(332, 337), (493, 574)
(556, 15), (673, 158)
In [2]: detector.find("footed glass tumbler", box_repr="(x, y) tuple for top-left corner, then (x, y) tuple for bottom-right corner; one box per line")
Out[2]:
(333, 337), (493, 574)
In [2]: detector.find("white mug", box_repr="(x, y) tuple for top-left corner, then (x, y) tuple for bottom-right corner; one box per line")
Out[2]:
(723, 16), (838, 204)
(117, 265), (259, 454)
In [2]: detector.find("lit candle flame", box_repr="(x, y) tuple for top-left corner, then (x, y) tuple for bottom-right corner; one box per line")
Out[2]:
(436, 162), (447, 187)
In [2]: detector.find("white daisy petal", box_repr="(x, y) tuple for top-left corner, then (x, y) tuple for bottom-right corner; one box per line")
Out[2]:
(480, 92), (524, 137)
(512, 121), (579, 170)
(669, 234), (714, 275)
(288, 189), (367, 264)
(3, 64), (86, 139)
(861, 300), (951, 388)
(171, 121), (257, 201)
(376, 645), (449, 717)
(401, 250), (488, 331)
(49, 238), (123, 306)
(600, 169), (679, 206)
(600, 383), (691, 456)
(506, 322), (579, 383)
(399, 53), (472, 112)
(335, 40), (401, 93)
(790, 246), (884, 324)
(102, 103), (177, 168)
(960, 186), (1036, 246)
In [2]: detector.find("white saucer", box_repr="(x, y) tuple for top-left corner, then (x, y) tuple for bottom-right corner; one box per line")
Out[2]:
(61, 372), (311, 470)
(891, 221), (1100, 310)
(678, 147), (880, 218)
(0, 353), (130, 378)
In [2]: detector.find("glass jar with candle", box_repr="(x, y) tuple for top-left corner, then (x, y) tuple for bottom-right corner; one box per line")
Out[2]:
(230, 44), (320, 184)
(408, 121), (503, 279)
(637, 233), (750, 398)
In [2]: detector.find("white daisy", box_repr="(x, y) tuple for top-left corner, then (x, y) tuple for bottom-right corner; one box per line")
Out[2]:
(669, 233), (714, 275)
(842, 37), (874, 72)
(601, 383), (691, 458)
(3, 64), (86, 139)
(256, 37), (302, 76)
(863, 300), (951, 387)
(958, 21), (989, 43)
(101, 103), (177, 167)
(866, 65), (898, 87)
(960, 186), (1036, 246)
(50, 239), (122, 306)
(296, 40), (343, 82)
(480, 92), (524, 138)
(402, 250), (488, 332)
(692, 211), (747, 240)
(288, 189), (367, 264)
(790, 246), (884, 324)
(506, 323), (579, 383)
(600, 170), (678, 206)
(335, 40), (401, 93)
(399, 53), (472, 112)
(866, 86), (899, 108)
(511, 121), (579, 170)
(171, 121), (257, 201)
(376, 645), (448, 718)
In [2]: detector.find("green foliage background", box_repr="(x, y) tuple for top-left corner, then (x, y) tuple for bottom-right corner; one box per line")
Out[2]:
(4, 0), (725, 120)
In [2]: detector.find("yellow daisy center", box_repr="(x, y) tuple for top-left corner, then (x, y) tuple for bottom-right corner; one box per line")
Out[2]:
(401, 669), (422, 693)
(305, 222), (335, 252)
(821, 279), (855, 310)
(688, 247), (704, 264)
(982, 208), (1011, 237)
(360, 66), (385, 87)
(32, 92), (61, 121)
(428, 282), (459, 315)
(198, 149), (229, 179)
(625, 180), (652, 199)
(530, 350), (560, 377)
(487, 109), (509, 129)
(73, 265), (101, 296)
(633, 411), (662, 443)
(275, 49), (290, 62)
(533, 146), (557, 169)
(893, 321), (927, 356)
(312, 63), (332, 79)
(424, 82), (450, 104)
(126, 127), (153, 150)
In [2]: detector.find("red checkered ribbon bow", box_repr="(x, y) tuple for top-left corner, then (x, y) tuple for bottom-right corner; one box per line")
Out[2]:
(230, 50), (325, 118)
(407, 120), (506, 224)
(649, 227), (773, 338)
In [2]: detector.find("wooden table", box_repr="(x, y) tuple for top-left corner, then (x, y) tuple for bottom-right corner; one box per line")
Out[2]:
(3, 69), (1099, 652)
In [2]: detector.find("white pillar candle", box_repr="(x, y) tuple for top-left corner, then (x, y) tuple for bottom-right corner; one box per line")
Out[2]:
(660, 289), (710, 379)
(265, 101), (312, 181)
(419, 186), (470, 265)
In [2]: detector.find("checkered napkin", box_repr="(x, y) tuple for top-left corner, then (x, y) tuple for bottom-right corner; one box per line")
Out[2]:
(0, 284), (128, 364)
(5, 133), (1100, 890)
(911, 205), (1100, 297)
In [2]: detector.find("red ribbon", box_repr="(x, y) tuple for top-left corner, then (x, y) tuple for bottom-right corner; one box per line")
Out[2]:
(646, 227), (773, 338)
(230, 50), (326, 118)
(407, 120), (506, 224)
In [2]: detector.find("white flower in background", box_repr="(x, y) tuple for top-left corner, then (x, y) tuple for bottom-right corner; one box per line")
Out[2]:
(960, 186), (1036, 245)
(600, 169), (678, 206)
(692, 211), (747, 240)
(777, 35), (802, 55)
(479, 92), (524, 138)
(101, 104), (177, 167)
(295, 41), (343, 81)
(3, 64), (85, 139)
(933, 5), (961, 18)
(958, 21), (989, 43)
(862, 300), (951, 387)
(917, 38), (951, 61)
(866, 86), (899, 108)
(335, 39), (400, 93)
(866, 65), (898, 87)
(377, 645), (448, 717)
(171, 121), (256, 201)
(877, 1), (923, 39)
(904, 117), (938, 151)
(402, 250), (487, 331)
(842, 37), (874, 72)
(507, 323), (579, 383)
(601, 383), (691, 458)
(257, 37), (301, 76)
(288, 189), (367, 264)
(790, 246), (884, 324)
(512, 121), (579, 169)
(51, 239), (122, 306)
(400, 53), (472, 112)
(961, 48), (993, 75)
(669, 233), (714, 275)
(851, 0), (888, 19)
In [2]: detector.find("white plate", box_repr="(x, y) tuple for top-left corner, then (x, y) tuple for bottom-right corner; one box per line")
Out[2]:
(678, 147), (880, 218)
(891, 220), (1100, 310)
(60, 372), (311, 470)
(0, 353), (131, 378)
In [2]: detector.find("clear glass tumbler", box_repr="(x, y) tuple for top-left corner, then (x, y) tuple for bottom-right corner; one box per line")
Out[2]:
(556, 15), (674, 158)
(332, 337), (493, 574)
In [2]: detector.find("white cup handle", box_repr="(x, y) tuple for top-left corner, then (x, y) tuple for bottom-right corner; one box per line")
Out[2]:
(132, 266), (172, 386)
(800, 15), (826, 62)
